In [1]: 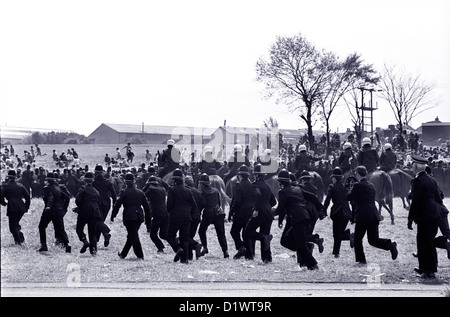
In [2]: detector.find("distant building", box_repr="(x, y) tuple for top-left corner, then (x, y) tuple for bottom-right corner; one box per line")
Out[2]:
(86, 123), (310, 159)
(420, 117), (450, 146)
(87, 123), (216, 146)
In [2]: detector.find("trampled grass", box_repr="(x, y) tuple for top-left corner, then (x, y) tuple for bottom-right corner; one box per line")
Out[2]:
(1, 144), (449, 289)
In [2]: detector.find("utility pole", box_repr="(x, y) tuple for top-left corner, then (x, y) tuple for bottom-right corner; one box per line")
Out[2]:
(358, 86), (382, 145)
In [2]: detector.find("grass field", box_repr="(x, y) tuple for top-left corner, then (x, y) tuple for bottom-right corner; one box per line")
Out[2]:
(1, 144), (449, 290)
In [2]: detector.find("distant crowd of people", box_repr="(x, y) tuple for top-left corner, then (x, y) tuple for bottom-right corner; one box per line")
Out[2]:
(1, 137), (449, 279)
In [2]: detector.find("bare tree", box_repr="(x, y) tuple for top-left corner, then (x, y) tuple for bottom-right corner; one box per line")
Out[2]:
(318, 53), (378, 154)
(256, 33), (331, 150)
(378, 63), (437, 134)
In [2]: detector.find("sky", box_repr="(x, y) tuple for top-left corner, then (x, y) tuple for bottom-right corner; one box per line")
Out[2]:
(0, 0), (449, 136)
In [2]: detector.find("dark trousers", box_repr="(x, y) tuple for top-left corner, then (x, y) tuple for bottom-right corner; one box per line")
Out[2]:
(332, 212), (351, 255)
(150, 214), (168, 250)
(354, 221), (392, 263)
(230, 216), (251, 251)
(243, 215), (272, 261)
(38, 210), (69, 246)
(306, 215), (321, 246)
(8, 212), (25, 243)
(417, 220), (439, 273)
(434, 214), (450, 248)
(188, 219), (201, 258)
(96, 203), (111, 241)
(76, 216), (99, 253)
(167, 219), (191, 263)
(119, 220), (144, 259)
(198, 214), (228, 253)
(293, 220), (318, 269)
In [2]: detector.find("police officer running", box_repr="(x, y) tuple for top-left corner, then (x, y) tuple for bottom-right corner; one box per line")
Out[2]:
(38, 172), (72, 253)
(112, 172), (151, 260)
(243, 164), (277, 263)
(74, 171), (102, 255)
(1, 170), (30, 245)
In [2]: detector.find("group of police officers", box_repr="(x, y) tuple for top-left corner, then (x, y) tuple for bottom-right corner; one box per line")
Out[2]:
(1, 138), (449, 279)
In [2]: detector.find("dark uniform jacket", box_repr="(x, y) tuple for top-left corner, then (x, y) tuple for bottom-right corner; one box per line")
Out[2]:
(227, 153), (250, 175)
(43, 183), (71, 217)
(166, 183), (197, 223)
(294, 152), (321, 172)
(379, 150), (397, 172)
(357, 146), (379, 173)
(93, 174), (117, 210)
(323, 181), (352, 220)
(160, 146), (181, 169)
(299, 184), (325, 219)
(188, 186), (203, 223)
(75, 184), (102, 220)
(229, 178), (257, 222)
(276, 184), (310, 225)
(111, 186), (151, 224)
(198, 159), (222, 175)
(408, 171), (442, 223)
(0, 180), (31, 216)
(144, 185), (168, 218)
(253, 179), (277, 220)
(346, 178), (381, 223)
(199, 186), (221, 221)
(338, 149), (356, 173)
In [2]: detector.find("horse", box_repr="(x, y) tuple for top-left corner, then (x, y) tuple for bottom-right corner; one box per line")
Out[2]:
(366, 170), (395, 225)
(388, 168), (413, 210)
(294, 170), (325, 203)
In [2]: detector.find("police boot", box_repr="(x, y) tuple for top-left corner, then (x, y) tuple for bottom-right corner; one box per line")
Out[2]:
(38, 244), (48, 252)
(80, 239), (89, 254)
(316, 237), (324, 253)
(233, 246), (247, 260)
(65, 243), (72, 253)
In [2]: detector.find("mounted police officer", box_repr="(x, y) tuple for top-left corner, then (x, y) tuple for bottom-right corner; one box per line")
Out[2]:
(1, 170), (30, 245)
(158, 139), (181, 179)
(223, 144), (250, 185)
(228, 164), (257, 259)
(357, 137), (379, 174)
(198, 146), (222, 176)
(338, 142), (356, 177)
(379, 143), (397, 173)
(294, 144), (323, 177)
(74, 171), (102, 255)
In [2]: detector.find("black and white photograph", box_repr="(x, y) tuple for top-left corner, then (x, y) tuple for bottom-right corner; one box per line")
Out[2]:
(1, 0), (449, 304)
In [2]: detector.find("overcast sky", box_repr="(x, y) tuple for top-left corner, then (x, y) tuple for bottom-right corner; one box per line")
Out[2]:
(0, 0), (449, 136)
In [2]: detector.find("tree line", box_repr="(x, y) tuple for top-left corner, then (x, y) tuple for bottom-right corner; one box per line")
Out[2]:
(256, 33), (437, 155)
(22, 131), (90, 145)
